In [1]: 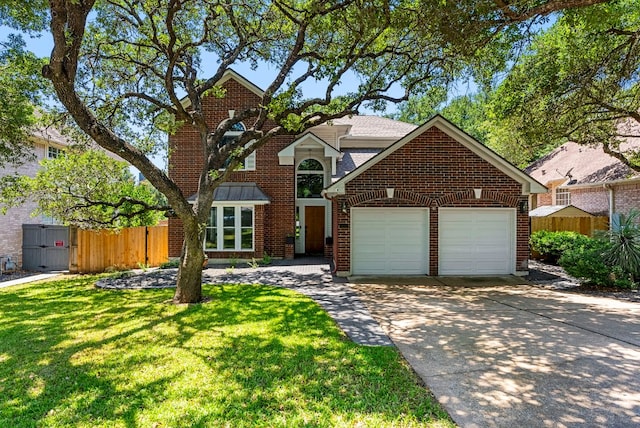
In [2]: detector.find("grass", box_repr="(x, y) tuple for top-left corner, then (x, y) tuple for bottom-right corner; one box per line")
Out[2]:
(0, 276), (454, 428)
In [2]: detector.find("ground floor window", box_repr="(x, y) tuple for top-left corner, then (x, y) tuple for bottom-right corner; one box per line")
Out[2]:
(205, 206), (254, 251)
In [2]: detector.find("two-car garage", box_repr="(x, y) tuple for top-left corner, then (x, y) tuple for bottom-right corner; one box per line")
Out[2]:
(351, 207), (515, 276)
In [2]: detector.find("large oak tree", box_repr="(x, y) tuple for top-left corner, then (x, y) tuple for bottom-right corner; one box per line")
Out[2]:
(3, 0), (612, 303)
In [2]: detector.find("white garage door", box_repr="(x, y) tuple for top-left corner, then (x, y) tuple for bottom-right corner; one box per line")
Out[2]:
(352, 208), (428, 275)
(439, 208), (515, 275)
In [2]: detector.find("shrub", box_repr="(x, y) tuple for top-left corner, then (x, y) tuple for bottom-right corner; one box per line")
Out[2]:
(558, 232), (638, 290)
(600, 209), (640, 282)
(558, 238), (613, 286)
(530, 230), (591, 263)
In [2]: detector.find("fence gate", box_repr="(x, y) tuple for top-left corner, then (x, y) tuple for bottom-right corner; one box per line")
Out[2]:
(22, 224), (70, 271)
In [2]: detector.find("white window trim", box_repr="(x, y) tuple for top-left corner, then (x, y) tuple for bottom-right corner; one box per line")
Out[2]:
(556, 188), (571, 206)
(204, 205), (254, 252)
(296, 157), (326, 199)
(218, 122), (256, 171)
(47, 145), (63, 159)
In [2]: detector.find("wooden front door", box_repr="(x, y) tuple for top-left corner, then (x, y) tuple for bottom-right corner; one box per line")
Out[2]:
(305, 206), (325, 255)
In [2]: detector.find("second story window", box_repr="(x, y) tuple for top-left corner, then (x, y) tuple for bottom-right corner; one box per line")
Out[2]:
(218, 122), (255, 171)
(556, 188), (570, 206)
(47, 146), (62, 159)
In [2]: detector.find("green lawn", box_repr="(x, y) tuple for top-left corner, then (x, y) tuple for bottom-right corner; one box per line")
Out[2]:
(0, 276), (454, 427)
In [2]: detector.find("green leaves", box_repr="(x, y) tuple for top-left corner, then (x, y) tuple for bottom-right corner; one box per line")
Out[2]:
(0, 149), (167, 229)
(0, 34), (49, 166)
(489, 0), (640, 169)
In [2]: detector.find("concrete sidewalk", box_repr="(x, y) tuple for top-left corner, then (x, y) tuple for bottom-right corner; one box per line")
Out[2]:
(352, 280), (640, 428)
(0, 273), (61, 289)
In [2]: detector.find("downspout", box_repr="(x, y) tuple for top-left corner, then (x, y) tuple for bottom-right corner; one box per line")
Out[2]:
(321, 190), (339, 275)
(604, 183), (614, 230)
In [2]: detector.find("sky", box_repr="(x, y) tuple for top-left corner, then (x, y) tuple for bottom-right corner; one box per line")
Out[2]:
(1, 23), (477, 113)
(1, 23), (478, 172)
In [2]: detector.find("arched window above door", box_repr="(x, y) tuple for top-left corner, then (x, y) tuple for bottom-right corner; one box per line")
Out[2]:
(297, 159), (324, 198)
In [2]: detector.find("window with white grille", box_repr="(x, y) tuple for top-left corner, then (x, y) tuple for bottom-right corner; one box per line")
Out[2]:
(556, 189), (570, 206)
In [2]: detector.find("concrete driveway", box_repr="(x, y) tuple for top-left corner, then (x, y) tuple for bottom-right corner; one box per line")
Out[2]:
(351, 277), (640, 428)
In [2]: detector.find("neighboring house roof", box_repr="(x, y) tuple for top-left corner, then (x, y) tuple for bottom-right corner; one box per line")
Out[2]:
(31, 126), (72, 147)
(529, 205), (594, 217)
(525, 140), (640, 186)
(325, 115), (547, 196)
(330, 115), (417, 139)
(333, 149), (380, 181)
(188, 183), (270, 204)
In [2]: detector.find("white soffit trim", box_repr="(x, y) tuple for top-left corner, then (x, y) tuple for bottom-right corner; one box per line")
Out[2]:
(278, 132), (342, 175)
(324, 115), (547, 196)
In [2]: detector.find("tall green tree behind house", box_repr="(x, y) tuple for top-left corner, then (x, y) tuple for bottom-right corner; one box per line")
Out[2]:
(1, 0), (614, 303)
(0, 34), (49, 166)
(490, 0), (640, 169)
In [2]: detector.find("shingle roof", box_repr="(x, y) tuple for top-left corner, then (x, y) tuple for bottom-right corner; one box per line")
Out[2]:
(526, 128), (640, 186)
(31, 126), (71, 146)
(333, 149), (381, 181)
(331, 115), (417, 138)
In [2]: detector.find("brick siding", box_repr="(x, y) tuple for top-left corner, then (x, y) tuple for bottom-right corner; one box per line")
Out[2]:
(333, 127), (528, 275)
(0, 142), (49, 267)
(168, 79), (296, 259)
(535, 181), (640, 217)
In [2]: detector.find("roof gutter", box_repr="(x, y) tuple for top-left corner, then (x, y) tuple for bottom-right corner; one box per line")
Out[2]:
(560, 175), (640, 189)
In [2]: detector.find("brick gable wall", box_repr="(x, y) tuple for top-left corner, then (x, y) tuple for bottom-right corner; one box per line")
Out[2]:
(168, 79), (295, 259)
(332, 127), (528, 275)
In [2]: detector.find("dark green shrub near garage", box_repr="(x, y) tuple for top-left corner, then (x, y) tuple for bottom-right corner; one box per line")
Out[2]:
(529, 230), (592, 264)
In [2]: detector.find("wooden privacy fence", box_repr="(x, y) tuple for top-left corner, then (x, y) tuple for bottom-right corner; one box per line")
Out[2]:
(69, 224), (168, 273)
(531, 216), (609, 237)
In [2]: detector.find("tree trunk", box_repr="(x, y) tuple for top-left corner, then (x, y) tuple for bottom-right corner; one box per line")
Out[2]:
(173, 221), (205, 303)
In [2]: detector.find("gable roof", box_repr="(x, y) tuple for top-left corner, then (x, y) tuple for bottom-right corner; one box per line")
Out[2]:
(180, 69), (264, 109)
(529, 205), (594, 217)
(525, 140), (640, 186)
(278, 132), (341, 159)
(278, 132), (342, 175)
(333, 148), (381, 181)
(324, 114), (547, 196)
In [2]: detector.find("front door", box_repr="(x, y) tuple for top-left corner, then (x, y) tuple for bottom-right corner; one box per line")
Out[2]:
(305, 206), (325, 255)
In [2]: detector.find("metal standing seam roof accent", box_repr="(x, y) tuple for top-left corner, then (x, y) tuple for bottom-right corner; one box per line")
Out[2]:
(188, 182), (270, 203)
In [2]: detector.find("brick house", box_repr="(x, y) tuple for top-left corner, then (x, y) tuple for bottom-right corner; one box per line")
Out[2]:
(169, 71), (546, 275)
(526, 140), (640, 226)
(0, 127), (69, 267)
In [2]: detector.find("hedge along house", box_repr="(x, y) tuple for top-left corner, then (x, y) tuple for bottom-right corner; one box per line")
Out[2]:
(323, 115), (547, 276)
(168, 71), (547, 275)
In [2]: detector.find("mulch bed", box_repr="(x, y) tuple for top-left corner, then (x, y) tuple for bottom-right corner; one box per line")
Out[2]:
(526, 260), (640, 303)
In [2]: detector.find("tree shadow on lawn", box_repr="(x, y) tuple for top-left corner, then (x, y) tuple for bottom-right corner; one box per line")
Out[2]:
(0, 277), (451, 427)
